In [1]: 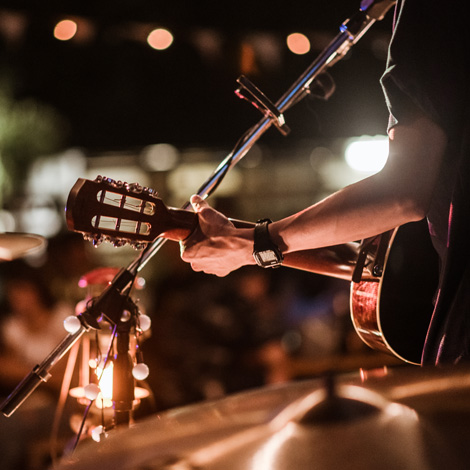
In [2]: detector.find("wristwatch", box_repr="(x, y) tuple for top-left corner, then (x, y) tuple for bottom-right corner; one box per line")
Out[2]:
(253, 218), (284, 268)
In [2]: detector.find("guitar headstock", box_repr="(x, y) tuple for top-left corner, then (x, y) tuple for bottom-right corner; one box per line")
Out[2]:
(66, 176), (197, 249)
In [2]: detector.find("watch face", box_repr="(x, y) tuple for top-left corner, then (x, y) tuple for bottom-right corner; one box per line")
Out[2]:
(254, 249), (282, 267)
(258, 250), (278, 263)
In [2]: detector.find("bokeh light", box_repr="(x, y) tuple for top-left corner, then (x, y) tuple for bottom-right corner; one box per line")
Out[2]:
(147, 28), (174, 50)
(286, 32), (310, 55)
(54, 19), (78, 41)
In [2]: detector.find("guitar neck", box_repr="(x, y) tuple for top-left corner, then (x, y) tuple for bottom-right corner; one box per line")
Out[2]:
(161, 208), (255, 241)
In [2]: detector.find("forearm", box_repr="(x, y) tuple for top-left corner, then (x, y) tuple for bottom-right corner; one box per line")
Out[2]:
(271, 172), (422, 253)
(271, 115), (447, 253)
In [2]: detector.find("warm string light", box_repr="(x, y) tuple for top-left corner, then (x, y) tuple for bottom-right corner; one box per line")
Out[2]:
(147, 28), (174, 50)
(47, 14), (317, 61)
(286, 32), (311, 55)
(66, 307), (152, 443)
(53, 19), (77, 41)
(66, 313), (152, 409)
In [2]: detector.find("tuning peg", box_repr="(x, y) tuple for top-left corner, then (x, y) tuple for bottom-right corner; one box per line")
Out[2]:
(142, 187), (157, 197)
(98, 175), (114, 185)
(145, 187), (158, 197)
(92, 234), (104, 247)
(127, 182), (143, 193)
(112, 238), (128, 248)
(131, 242), (147, 250)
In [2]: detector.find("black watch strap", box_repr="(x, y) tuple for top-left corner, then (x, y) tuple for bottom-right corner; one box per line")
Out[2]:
(253, 219), (284, 268)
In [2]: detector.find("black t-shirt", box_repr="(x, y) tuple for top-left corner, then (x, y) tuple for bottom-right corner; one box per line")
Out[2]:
(380, 0), (470, 363)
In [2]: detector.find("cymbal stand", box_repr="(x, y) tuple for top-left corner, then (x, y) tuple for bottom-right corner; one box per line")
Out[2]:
(0, 0), (395, 419)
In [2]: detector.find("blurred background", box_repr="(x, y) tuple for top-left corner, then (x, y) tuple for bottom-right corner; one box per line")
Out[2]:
(0, 1), (403, 468)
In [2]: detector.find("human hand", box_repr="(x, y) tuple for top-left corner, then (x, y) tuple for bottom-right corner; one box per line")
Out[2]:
(180, 195), (255, 276)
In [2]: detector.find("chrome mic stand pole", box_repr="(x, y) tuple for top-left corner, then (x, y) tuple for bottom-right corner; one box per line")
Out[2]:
(0, 325), (88, 417)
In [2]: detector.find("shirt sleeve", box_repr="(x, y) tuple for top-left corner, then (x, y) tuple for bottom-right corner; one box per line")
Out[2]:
(380, 0), (467, 138)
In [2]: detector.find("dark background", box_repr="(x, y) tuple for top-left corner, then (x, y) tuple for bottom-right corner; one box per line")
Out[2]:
(0, 0), (394, 153)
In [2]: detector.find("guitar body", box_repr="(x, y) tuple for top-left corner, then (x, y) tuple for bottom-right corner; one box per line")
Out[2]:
(351, 220), (439, 365)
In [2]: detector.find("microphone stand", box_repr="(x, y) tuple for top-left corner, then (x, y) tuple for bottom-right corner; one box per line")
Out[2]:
(0, 0), (396, 419)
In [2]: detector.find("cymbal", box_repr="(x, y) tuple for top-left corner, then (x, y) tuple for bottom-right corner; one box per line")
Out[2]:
(0, 233), (46, 261)
(57, 364), (470, 470)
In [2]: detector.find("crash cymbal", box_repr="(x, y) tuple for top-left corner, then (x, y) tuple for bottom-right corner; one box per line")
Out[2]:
(56, 364), (470, 470)
(0, 233), (46, 261)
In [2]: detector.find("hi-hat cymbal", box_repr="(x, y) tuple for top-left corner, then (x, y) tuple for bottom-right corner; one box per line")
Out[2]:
(0, 233), (46, 261)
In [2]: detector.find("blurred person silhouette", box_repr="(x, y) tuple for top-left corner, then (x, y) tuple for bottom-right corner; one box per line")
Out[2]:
(139, 260), (293, 413)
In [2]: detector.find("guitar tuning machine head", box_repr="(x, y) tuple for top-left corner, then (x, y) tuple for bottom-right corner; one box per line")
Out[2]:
(131, 242), (148, 250)
(112, 238), (127, 248)
(127, 182), (143, 193)
(110, 237), (133, 248)
(144, 187), (159, 198)
(92, 234), (104, 247)
(95, 175), (115, 186)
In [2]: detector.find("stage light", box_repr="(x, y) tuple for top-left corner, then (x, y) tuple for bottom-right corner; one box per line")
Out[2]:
(147, 28), (174, 50)
(54, 19), (78, 41)
(344, 136), (388, 173)
(286, 33), (310, 55)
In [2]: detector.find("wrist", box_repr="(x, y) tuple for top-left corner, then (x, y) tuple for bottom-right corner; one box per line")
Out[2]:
(252, 219), (286, 268)
(230, 226), (258, 266)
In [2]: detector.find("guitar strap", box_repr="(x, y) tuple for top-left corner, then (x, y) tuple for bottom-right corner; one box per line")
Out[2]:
(352, 237), (376, 283)
(352, 230), (393, 283)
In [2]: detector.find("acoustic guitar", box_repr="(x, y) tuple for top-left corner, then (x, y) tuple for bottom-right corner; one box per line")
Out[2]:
(350, 222), (438, 364)
(66, 176), (439, 364)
